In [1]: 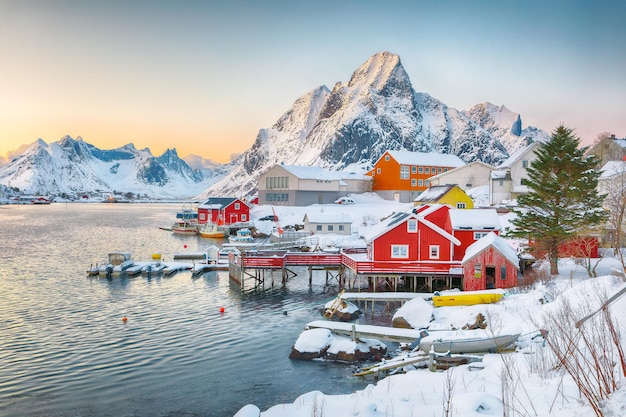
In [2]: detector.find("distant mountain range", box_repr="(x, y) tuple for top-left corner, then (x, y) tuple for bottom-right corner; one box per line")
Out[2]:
(0, 136), (224, 199)
(0, 51), (549, 199)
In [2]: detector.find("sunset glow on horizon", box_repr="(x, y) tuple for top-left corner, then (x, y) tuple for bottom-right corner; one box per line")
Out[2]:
(1, 0), (625, 165)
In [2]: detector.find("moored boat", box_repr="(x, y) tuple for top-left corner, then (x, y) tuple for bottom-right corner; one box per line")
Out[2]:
(418, 329), (520, 354)
(171, 204), (199, 234)
(228, 228), (254, 243)
(198, 222), (225, 239)
(96, 251), (134, 278)
(432, 289), (505, 307)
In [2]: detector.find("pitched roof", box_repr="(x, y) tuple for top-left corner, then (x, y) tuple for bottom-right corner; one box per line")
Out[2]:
(461, 232), (519, 267)
(600, 161), (626, 179)
(360, 209), (460, 246)
(414, 185), (456, 202)
(383, 150), (465, 168)
(429, 160), (495, 180)
(497, 141), (542, 169)
(198, 197), (247, 209)
(303, 213), (352, 224)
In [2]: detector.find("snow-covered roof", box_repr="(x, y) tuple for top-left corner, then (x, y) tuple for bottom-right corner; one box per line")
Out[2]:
(303, 213), (352, 224)
(600, 160), (626, 179)
(429, 160), (495, 179)
(384, 150), (465, 168)
(198, 197), (246, 209)
(497, 141), (542, 169)
(449, 209), (501, 230)
(278, 165), (370, 181)
(490, 170), (509, 179)
(360, 209), (460, 246)
(462, 232), (519, 267)
(414, 185), (455, 202)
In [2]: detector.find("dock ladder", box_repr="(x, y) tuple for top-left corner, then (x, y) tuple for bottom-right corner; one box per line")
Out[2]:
(323, 290), (345, 319)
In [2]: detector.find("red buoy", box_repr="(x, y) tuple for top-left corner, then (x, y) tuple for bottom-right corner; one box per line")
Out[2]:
(184, 244), (188, 249)
(219, 306), (225, 314)
(122, 317), (128, 322)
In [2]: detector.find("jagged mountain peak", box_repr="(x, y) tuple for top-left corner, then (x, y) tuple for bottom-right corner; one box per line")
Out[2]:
(347, 51), (407, 93)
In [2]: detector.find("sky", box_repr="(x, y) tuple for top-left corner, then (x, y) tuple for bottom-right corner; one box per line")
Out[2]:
(1, 0), (625, 166)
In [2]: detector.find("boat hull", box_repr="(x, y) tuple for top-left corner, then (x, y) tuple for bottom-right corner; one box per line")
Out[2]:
(419, 331), (519, 354)
(432, 290), (504, 307)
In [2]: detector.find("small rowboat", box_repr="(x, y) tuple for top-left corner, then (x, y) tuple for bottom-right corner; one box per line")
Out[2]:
(432, 289), (505, 307)
(419, 329), (520, 354)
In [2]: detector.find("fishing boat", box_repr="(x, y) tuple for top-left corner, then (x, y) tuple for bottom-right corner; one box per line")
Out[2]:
(171, 204), (199, 234)
(93, 251), (134, 278)
(228, 228), (254, 243)
(432, 289), (505, 307)
(198, 222), (225, 239)
(418, 329), (520, 354)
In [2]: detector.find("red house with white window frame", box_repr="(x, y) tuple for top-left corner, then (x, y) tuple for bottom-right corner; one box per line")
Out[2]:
(461, 232), (519, 290)
(196, 197), (250, 226)
(345, 211), (462, 277)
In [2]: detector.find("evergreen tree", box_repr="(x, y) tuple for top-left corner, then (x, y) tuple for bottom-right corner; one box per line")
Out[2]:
(509, 125), (606, 275)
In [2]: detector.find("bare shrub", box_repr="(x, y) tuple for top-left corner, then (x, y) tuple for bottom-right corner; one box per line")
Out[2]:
(536, 289), (624, 417)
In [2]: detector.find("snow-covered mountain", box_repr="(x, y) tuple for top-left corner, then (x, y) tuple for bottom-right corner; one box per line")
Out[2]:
(201, 51), (548, 198)
(0, 136), (221, 198)
(1, 51), (549, 199)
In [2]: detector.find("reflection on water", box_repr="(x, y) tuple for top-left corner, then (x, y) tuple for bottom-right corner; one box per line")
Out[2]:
(0, 204), (373, 417)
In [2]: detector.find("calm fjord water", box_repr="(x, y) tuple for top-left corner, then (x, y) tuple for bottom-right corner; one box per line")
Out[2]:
(0, 204), (370, 417)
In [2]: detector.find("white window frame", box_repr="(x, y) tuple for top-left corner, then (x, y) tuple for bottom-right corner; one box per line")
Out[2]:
(391, 245), (409, 259)
(474, 232), (488, 240)
(456, 202), (466, 209)
(411, 179), (417, 187)
(407, 219), (417, 233)
(235, 203), (240, 210)
(400, 165), (410, 179)
(429, 245), (440, 259)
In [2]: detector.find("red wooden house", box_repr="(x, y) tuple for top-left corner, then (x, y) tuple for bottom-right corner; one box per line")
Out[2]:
(446, 208), (502, 261)
(461, 232), (519, 291)
(197, 197), (250, 225)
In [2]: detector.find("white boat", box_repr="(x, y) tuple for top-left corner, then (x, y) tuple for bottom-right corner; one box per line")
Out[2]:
(96, 251), (134, 278)
(419, 329), (520, 354)
(171, 204), (199, 234)
(228, 228), (254, 243)
(141, 262), (166, 276)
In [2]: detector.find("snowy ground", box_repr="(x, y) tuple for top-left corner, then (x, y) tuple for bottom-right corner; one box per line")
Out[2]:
(240, 193), (626, 417)
(235, 256), (626, 417)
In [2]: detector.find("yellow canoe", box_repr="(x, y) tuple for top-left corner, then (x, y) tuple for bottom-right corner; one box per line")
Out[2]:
(432, 290), (505, 307)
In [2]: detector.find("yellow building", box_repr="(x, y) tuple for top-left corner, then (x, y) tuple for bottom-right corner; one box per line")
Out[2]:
(413, 184), (474, 209)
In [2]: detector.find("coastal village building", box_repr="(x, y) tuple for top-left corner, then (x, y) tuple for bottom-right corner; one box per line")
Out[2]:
(461, 232), (520, 291)
(197, 197), (250, 225)
(303, 213), (352, 236)
(489, 140), (543, 206)
(428, 160), (495, 190)
(257, 164), (371, 206)
(586, 134), (626, 169)
(367, 150), (465, 203)
(413, 184), (474, 209)
(446, 208), (502, 261)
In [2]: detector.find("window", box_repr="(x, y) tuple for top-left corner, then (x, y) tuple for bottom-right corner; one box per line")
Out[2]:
(456, 202), (466, 209)
(425, 167), (430, 174)
(385, 155), (390, 161)
(466, 183), (472, 188)
(438, 168), (442, 174)
(407, 219), (417, 233)
(199, 213), (206, 221)
(316, 225), (322, 231)
(377, 168), (381, 174)
(425, 180), (430, 186)
(391, 245), (408, 258)
(400, 166), (410, 179)
(411, 166), (417, 174)
(328, 225), (334, 231)
(418, 166), (423, 173)
(522, 160), (529, 168)
(444, 168), (448, 172)
(241, 214), (247, 221)
(338, 225), (344, 231)
(474, 264), (482, 278)
(474, 232), (488, 240)
(235, 203), (240, 210)
(429, 245), (440, 259)
(418, 179), (423, 187)
(499, 179), (504, 186)
(411, 179), (417, 187)
(500, 265), (507, 280)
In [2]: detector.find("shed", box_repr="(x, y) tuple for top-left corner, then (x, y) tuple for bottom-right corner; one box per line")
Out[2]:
(303, 213), (352, 235)
(461, 232), (519, 291)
